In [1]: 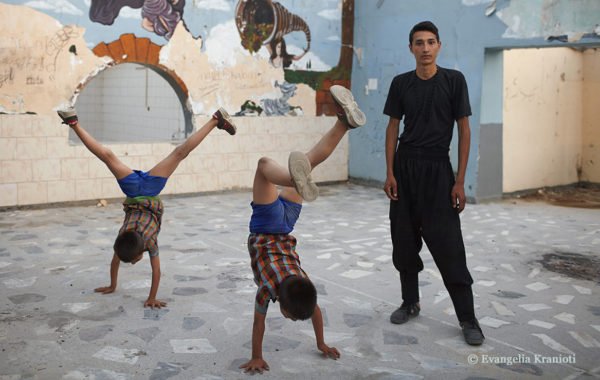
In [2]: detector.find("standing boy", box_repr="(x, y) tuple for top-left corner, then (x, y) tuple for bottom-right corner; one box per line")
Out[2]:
(240, 85), (366, 373)
(57, 107), (236, 308)
(383, 21), (484, 345)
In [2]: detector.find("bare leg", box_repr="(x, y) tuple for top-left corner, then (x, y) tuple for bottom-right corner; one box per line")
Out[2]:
(252, 157), (303, 204)
(69, 122), (133, 180)
(149, 118), (218, 178)
(254, 119), (349, 205)
(305, 120), (349, 169)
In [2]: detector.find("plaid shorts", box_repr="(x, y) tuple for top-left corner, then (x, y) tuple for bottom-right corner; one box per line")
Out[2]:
(248, 233), (307, 314)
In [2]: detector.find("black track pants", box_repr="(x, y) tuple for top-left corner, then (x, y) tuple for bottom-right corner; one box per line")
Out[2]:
(389, 145), (475, 322)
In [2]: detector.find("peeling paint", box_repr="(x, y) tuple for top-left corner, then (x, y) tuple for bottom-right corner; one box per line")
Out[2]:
(187, 95), (205, 114)
(0, 4), (109, 115)
(156, 20), (315, 116)
(461, 0), (489, 5)
(495, 0), (600, 41)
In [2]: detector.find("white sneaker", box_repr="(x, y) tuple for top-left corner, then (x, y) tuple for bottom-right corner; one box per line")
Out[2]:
(288, 151), (319, 202)
(330, 85), (366, 129)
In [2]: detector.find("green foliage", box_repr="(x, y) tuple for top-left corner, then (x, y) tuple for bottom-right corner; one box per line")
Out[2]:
(284, 66), (351, 91)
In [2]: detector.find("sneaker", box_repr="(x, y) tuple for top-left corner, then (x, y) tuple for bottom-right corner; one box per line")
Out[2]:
(329, 85), (366, 129)
(460, 320), (485, 346)
(212, 108), (237, 135)
(288, 151), (319, 202)
(390, 302), (420, 324)
(57, 108), (78, 126)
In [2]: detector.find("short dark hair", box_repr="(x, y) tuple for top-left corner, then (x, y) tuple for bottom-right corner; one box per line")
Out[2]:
(409, 21), (440, 45)
(113, 230), (144, 263)
(278, 276), (317, 320)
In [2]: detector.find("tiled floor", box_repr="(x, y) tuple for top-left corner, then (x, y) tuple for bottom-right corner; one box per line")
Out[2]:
(1, 184), (599, 379)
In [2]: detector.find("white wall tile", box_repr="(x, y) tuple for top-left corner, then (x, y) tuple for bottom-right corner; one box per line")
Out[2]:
(18, 182), (48, 205)
(47, 180), (76, 203)
(0, 138), (17, 160)
(0, 183), (18, 206)
(31, 159), (61, 181)
(1, 160), (33, 183)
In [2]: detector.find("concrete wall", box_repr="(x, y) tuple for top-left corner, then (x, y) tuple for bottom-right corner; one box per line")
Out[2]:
(0, 1), (351, 207)
(2, 1), (599, 205)
(349, 0), (600, 201)
(582, 48), (600, 183)
(477, 50), (503, 201)
(503, 48), (583, 192)
(0, 115), (347, 206)
(502, 47), (600, 192)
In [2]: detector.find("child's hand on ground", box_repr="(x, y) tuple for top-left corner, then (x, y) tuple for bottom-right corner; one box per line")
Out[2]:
(144, 299), (167, 309)
(239, 358), (270, 374)
(317, 343), (340, 360)
(94, 286), (115, 294)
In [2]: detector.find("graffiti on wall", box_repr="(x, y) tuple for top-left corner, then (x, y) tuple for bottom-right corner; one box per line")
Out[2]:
(2, 0), (354, 117)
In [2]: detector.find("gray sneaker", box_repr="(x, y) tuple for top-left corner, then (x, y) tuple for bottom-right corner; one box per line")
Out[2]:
(330, 85), (366, 129)
(288, 151), (318, 202)
(57, 108), (78, 126)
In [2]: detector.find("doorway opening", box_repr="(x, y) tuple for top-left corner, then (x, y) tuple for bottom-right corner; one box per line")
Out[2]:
(72, 62), (192, 143)
(478, 47), (600, 201)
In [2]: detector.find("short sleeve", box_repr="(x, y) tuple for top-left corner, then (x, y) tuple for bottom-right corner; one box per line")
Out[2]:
(147, 238), (159, 257)
(452, 72), (472, 119)
(254, 286), (271, 314)
(383, 77), (403, 120)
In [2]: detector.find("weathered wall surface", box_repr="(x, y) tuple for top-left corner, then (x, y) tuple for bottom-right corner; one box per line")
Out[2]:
(582, 48), (600, 183)
(349, 0), (600, 200)
(502, 48), (583, 192)
(0, 4), (109, 114)
(3, 1), (599, 206)
(0, 113), (346, 206)
(0, 1), (350, 206)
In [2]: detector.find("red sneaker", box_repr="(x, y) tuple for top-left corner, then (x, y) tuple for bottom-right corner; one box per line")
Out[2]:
(57, 108), (79, 126)
(212, 108), (237, 135)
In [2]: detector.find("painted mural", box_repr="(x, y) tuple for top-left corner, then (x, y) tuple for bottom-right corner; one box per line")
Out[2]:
(235, 0), (311, 69)
(89, 0), (188, 41)
(0, 0), (353, 117)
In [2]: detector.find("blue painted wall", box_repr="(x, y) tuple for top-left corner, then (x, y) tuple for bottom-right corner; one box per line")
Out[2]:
(348, 0), (600, 200)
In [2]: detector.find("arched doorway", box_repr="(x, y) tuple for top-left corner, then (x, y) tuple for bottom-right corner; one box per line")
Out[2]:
(73, 34), (193, 143)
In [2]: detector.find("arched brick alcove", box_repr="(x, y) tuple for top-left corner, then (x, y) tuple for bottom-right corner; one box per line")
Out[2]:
(91, 34), (193, 135)
(92, 33), (188, 97)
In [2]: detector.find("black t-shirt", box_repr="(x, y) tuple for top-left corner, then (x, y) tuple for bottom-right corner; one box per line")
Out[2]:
(383, 66), (471, 152)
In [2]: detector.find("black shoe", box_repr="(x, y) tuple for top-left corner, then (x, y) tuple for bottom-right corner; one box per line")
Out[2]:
(390, 302), (420, 324)
(461, 319), (485, 346)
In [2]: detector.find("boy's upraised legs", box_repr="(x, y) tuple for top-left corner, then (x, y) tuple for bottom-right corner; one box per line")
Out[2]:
(57, 107), (237, 309)
(58, 109), (133, 180)
(241, 86), (366, 374)
(252, 85), (365, 205)
(149, 108), (236, 178)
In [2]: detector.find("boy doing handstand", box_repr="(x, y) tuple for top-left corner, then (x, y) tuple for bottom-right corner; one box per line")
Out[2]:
(57, 108), (236, 308)
(240, 85), (366, 373)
